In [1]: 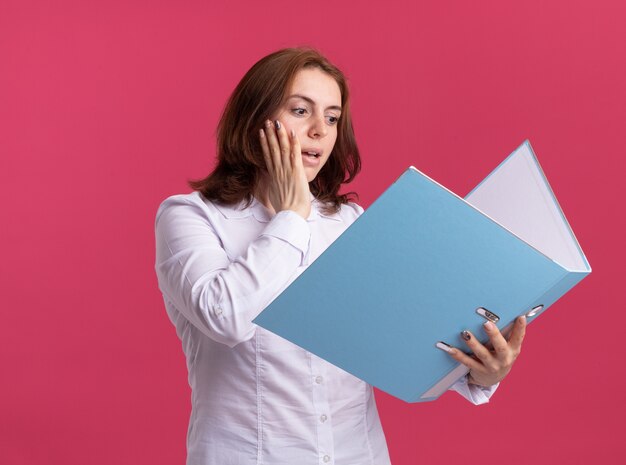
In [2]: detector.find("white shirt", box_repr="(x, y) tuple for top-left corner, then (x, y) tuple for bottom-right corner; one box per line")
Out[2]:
(154, 191), (497, 465)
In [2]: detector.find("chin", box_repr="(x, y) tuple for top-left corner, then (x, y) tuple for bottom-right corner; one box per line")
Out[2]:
(304, 169), (320, 183)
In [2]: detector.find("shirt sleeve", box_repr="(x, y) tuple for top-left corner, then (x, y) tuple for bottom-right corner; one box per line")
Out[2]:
(154, 196), (311, 348)
(448, 375), (499, 405)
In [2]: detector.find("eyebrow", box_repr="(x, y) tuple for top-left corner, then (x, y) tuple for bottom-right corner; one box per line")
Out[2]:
(286, 94), (342, 112)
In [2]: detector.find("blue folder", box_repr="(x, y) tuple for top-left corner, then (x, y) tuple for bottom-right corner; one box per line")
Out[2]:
(253, 141), (591, 403)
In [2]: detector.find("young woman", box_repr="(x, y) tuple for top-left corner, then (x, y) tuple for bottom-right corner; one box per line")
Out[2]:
(155, 47), (526, 465)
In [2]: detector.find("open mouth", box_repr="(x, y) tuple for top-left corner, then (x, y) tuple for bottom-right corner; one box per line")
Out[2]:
(302, 151), (321, 158)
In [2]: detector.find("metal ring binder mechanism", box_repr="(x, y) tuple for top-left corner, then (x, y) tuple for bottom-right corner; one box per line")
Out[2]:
(254, 140), (591, 403)
(476, 307), (500, 323)
(526, 305), (544, 318)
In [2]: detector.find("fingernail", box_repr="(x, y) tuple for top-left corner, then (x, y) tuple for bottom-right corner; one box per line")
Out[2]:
(461, 330), (471, 341)
(484, 321), (494, 331)
(436, 341), (454, 353)
(275, 120), (281, 130)
(265, 120), (272, 128)
(290, 129), (295, 138)
(259, 128), (265, 137)
(519, 315), (527, 323)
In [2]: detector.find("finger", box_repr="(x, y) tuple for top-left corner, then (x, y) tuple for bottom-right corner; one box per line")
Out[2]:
(274, 119), (292, 171)
(460, 330), (496, 368)
(259, 127), (273, 172)
(507, 315), (527, 354)
(483, 321), (510, 360)
(440, 344), (487, 373)
(264, 119), (282, 173)
(290, 129), (302, 169)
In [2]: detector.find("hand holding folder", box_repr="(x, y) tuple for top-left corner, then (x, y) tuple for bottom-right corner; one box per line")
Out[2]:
(254, 141), (591, 403)
(441, 313), (527, 388)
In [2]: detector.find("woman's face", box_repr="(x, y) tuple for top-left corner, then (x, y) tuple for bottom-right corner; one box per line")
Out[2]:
(271, 67), (342, 182)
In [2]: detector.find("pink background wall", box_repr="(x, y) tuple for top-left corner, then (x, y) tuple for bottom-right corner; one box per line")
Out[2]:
(2, 1), (624, 464)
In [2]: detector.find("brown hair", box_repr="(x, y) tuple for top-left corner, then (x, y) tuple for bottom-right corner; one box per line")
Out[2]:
(189, 47), (361, 214)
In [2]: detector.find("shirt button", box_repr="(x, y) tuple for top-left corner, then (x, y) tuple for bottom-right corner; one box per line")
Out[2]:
(320, 414), (328, 423)
(315, 376), (323, 384)
(323, 455), (331, 463)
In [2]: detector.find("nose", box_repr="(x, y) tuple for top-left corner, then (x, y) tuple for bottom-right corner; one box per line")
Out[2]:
(308, 113), (328, 139)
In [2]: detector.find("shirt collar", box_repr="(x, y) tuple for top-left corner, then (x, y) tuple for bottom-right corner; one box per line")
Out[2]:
(212, 192), (342, 223)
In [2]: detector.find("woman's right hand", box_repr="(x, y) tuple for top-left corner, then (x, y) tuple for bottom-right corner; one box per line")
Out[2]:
(259, 119), (311, 219)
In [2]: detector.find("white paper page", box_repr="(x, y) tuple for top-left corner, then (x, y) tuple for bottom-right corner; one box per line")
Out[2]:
(465, 143), (588, 272)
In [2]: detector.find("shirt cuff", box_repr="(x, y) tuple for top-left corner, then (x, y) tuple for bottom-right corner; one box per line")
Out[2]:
(261, 210), (312, 265)
(449, 375), (499, 405)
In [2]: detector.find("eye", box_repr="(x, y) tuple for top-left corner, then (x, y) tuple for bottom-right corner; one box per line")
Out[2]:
(326, 115), (339, 125)
(292, 107), (307, 116)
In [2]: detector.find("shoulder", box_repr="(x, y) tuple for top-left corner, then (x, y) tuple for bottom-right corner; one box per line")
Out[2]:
(157, 191), (203, 215)
(343, 201), (364, 217)
(339, 201), (364, 224)
(314, 200), (364, 226)
(155, 192), (227, 227)
(155, 192), (262, 237)
(157, 191), (200, 210)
